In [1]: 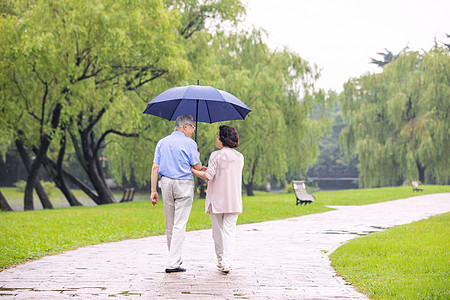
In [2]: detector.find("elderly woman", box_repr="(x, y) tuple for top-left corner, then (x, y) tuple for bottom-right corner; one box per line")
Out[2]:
(191, 125), (244, 274)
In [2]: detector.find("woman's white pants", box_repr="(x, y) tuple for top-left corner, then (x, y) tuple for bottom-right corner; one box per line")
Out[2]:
(210, 213), (239, 268)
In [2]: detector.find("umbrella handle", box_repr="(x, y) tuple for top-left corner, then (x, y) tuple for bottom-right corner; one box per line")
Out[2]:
(195, 79), (199, 144)
(195, 99), (198, 143)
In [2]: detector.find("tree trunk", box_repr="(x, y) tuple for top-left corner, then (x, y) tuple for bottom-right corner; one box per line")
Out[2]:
(70, 127), (114, 205)
(246, 182), (254, 196)
(22, 103), (61, 210)
(245, 158), (258, 197)
(23, 176), (34, 210)
(57, 165), (100, 203)
(0, 190), (13, 211)
(68, 105), (140, 205)
(417, 161), (426, 183)
(86, 160), (115, 204)
(42, 132), (82, 207)
(56, 171), (82, 206)
(16, 138), (53, 210)
(42, 156), (83, 207)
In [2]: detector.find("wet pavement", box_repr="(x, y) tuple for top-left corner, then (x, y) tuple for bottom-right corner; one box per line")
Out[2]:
(1, 193), (449, 299)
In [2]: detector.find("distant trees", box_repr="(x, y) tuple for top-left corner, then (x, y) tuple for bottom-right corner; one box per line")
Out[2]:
(340, 45), (450, 187)
(370, 46), (409, 67)
(306, 100), (359, 185)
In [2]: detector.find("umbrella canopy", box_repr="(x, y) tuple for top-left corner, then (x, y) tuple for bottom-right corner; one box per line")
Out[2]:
(143, 85), (251, 123)
(143, 85), (252, 142)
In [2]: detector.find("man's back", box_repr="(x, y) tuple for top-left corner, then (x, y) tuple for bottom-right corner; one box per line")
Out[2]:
(154, 131), (199, 180)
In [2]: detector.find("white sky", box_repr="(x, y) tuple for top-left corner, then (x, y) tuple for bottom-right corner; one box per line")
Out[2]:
(241, 0), (450, 92)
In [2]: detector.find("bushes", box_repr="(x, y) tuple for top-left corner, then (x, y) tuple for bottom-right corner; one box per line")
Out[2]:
(14, 180), (26, 192)
(14, 180), (56, 197)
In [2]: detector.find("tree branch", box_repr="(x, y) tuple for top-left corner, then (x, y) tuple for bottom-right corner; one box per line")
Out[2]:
(12, 71), (40, 122)
(94, 129), (139, 158)
(126, 69), (168, 90)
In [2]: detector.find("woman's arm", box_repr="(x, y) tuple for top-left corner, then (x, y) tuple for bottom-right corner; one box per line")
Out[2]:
(191, 167), (208, 180)
(192, 162), (207, 171)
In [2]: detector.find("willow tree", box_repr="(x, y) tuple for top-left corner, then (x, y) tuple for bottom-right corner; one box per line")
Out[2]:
(0, 2), (56, 210)
(0, 0), (187, 207)
(204, 30), (330, 195)
(340, 46), (450, 187)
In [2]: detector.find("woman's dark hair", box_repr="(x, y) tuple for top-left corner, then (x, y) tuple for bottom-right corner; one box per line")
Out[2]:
(218, 125), (239, 148)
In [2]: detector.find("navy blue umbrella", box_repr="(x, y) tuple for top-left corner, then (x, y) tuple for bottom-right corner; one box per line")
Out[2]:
(143, 83), (251, 142)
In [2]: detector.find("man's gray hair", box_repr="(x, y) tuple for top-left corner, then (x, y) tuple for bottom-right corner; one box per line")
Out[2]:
(174, 115), (194, 130)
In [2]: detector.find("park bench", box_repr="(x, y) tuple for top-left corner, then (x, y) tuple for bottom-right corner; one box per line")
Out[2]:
(411, 181), (423, 192)
(292, 180), (315, 205)
(120, 188), (135, 202)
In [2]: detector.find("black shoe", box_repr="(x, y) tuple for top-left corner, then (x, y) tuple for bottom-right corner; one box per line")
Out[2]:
(165, 267), (186, 273)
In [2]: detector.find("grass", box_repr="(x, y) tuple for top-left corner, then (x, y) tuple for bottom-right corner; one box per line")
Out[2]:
(329, 212), (450, 300)
(0, 185), (449, 272)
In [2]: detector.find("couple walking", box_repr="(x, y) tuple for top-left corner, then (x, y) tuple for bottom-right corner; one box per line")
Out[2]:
(150, 115), (244, 274)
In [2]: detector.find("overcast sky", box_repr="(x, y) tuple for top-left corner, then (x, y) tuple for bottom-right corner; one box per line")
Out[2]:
(241, 0), (450, 92)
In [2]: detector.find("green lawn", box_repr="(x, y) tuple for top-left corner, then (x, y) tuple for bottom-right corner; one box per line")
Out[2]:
(330, 212), (450, 300)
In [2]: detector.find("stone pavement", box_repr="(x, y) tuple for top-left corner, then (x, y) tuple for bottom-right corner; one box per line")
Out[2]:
(1, 193), (449, 299)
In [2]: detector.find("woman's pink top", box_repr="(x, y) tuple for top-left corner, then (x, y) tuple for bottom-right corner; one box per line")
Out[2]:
(204, 147), (244, 214)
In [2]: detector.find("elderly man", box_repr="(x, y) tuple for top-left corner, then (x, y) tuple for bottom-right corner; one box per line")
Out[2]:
(150, 115), (204, 273)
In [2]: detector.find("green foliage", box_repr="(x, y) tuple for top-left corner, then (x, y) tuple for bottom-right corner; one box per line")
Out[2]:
(340, 46), (450, 187)
(330, 213), (450, 300)
(14, 180), (26, 193)
(164, 0), (246, 38)
(307, 100), (359, 188)
(281, 182), (295, 194)
(39, 181), (56, 198)
(315, 101), (358, 167)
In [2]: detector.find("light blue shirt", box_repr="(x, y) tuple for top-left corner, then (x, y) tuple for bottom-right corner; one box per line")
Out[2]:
(153, 131), (200, 180)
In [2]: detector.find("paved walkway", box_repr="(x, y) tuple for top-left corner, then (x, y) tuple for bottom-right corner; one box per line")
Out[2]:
(1, 193), (449, 299)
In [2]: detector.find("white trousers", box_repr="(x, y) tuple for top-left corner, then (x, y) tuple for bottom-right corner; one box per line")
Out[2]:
(210, 212), (239, 268)
(161, 177), (194, 269)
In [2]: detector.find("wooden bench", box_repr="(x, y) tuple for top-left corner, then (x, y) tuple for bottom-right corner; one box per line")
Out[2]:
(292, 180), (315, 205)
(411, 181), (423, 192)
(120, 188), (135, 202)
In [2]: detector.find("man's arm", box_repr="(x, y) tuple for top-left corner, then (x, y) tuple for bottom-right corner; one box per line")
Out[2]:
(150, 163), (159, 206)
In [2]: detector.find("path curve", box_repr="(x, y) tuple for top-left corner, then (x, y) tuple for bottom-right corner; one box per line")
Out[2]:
(1, 193), (449, 299)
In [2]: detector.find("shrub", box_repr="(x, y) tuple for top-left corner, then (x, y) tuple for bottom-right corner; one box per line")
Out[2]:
(14, 180), (27, 192)
(281, 182), (294, 193)
(40, 181), (56, 197)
